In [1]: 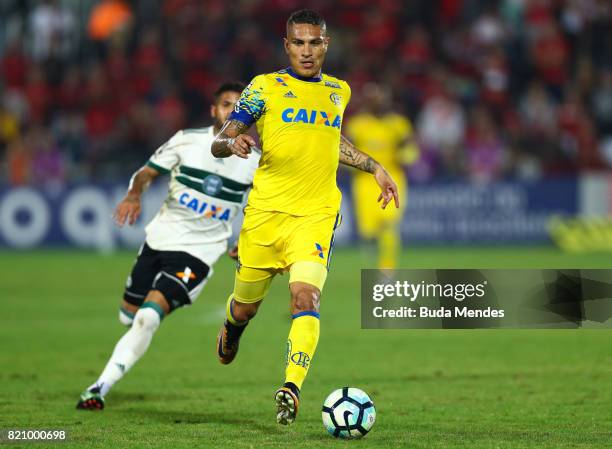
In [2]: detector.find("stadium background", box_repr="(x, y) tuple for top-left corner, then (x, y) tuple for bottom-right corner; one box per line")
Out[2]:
(2, 1), (612, 448)
(1, 0), (611, 249)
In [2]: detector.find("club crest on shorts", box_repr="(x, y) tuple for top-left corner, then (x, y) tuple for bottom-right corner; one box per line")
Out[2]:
(202, 174), (223, 196)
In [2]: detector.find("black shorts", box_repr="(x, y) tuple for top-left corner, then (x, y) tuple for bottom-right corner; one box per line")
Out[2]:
(123, 242), (211, 311)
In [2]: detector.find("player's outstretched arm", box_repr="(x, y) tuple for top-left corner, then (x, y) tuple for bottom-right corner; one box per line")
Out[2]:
(339, 135), (400, 209)
(212, 120), (256, 159)
(113, 166), (160, 226)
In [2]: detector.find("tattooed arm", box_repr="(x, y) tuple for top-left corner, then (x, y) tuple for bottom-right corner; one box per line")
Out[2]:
(339, 134), (379, 173)
(339, 134), (400, 209)
(211, 120), (255, 159)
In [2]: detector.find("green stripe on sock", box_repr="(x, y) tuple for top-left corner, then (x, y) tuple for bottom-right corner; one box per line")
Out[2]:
(120, 307), (135, 319)
(141, 302), (165, 319)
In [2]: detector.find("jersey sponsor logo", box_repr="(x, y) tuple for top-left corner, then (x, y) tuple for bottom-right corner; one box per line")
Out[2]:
(281, 108), (341, 128)
(177, 267), (196, 282)
(202, 174), (223, 196)
(284, 91), (297, 98)
(275, 76), (288, 86)
(325, 80), (341, 89)
(312, 243), (327, 259)
(178, 192), (231, 221)
(329, 92), (342, 106)
(290, 351), (311, 368)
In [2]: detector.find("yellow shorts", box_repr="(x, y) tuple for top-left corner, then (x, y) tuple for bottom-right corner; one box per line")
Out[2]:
(352, 170), (406, 239)
(233, 207), (341, 300)
(238, 206), (341, 271)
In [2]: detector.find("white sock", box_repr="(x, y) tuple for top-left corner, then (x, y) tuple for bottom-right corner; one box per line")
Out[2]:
(88, 307), (161, 397)
(118, 307), (135, 327)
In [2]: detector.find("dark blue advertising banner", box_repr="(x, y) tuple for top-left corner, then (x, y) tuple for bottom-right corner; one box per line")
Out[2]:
(0, 184), (167, 249)
(0, 177), (578, 249)
(402, 178), (578, 243)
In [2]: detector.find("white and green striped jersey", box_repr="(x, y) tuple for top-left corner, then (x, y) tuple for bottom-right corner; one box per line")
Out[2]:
(144, 126), (260, 265)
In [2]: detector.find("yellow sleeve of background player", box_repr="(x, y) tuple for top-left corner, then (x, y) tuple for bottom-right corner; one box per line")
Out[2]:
(345, 114), (363, 145)
(394, 115), (419, 166)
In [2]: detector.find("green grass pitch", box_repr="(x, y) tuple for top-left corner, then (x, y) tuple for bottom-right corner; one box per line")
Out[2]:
(1, 247), (611, 448)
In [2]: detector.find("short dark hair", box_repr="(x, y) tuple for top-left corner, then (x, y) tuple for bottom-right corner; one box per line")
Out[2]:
(214, 82), (245, 100)
(287, 9), (326, 33)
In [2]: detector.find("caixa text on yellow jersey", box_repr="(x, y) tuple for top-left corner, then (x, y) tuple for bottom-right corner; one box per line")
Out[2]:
(281, 108), (341, 128)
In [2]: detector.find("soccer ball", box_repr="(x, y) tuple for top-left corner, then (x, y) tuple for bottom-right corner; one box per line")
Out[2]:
(321, 387), (376, 439)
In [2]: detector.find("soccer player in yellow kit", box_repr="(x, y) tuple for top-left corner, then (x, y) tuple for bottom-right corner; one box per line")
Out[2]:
(211, 9), (399, 425)
(346, 83), (418, 269)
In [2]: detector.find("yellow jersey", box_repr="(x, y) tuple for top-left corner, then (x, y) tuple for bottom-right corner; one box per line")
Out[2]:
(345, 112), (415, 175)
(229, 68), (351, 216)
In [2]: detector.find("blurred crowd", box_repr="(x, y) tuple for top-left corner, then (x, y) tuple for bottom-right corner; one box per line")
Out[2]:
(1, 0), (611, 187)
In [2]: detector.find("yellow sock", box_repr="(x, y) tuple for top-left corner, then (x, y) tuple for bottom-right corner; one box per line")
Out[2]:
(285, 313), (320, 390)
(378, 225), (400, 269)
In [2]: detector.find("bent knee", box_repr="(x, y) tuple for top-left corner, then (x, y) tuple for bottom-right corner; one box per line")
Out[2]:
(290, 285), (320, 314)
(119, 301), (139, 326)
(119, 308), (135, 326)
(133, 306), (162, 332)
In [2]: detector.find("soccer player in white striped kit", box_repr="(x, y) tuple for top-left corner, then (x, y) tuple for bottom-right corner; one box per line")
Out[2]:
(77, 82), (260, 409)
